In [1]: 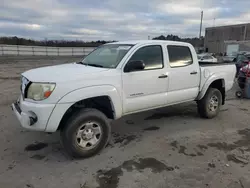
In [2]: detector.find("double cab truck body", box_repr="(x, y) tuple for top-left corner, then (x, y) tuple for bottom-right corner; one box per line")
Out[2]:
(12, 40), (236, 158)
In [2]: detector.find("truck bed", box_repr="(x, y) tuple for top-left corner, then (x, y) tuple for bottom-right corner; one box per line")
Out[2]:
(199, 62), (236, 93)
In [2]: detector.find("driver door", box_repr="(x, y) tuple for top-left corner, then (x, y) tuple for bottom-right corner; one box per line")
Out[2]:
(122, 44), (169, 114)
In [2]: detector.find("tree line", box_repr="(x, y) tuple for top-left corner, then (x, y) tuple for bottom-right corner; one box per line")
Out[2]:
(0, 36), (114, 47)
(0, 35), (204, 47)
(152, 35), (204, 47)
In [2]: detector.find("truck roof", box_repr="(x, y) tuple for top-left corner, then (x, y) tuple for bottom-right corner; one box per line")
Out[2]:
(109, 40), (191, 46)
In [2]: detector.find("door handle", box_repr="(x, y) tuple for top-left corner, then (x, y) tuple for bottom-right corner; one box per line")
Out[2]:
(158, 74), (168, 78)
(190, 71), (198, 75)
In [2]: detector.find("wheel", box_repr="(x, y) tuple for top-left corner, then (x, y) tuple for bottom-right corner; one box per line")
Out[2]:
(235, 91), (242, 98)
(197, 88), (222, 119)
(60, 108), (111, 158)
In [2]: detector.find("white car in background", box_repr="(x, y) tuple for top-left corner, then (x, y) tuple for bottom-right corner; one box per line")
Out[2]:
(198, 54), (218, 63)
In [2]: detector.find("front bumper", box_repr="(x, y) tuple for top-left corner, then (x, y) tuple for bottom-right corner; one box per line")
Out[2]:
(11, 95), (55, 131)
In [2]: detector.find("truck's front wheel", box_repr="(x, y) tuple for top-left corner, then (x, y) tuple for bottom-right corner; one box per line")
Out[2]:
(60, 108), (111, 158)
(197, 88), (222, 119)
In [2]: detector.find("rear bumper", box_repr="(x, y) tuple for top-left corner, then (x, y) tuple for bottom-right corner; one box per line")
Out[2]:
(11, 95), (55, 131)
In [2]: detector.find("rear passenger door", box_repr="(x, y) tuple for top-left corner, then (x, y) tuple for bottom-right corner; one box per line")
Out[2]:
(166, 45), (200, 104)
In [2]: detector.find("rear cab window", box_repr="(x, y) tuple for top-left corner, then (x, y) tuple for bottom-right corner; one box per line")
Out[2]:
(167, 45), (193, 68)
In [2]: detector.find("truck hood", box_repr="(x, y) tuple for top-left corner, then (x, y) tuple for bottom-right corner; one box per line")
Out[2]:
(22, 63), (110, 82)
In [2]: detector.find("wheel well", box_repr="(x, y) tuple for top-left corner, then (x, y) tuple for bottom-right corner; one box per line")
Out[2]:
(57, 96), (114, 131)
(209, 79), (225, 105)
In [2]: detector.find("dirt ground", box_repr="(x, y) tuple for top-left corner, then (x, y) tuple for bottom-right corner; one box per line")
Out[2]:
(0, 56), (250, 188)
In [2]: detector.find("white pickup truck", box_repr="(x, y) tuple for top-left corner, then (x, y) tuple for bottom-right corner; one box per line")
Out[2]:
(12, 40), (236, 158)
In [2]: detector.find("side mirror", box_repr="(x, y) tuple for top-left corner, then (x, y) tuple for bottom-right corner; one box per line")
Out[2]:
(124, 60), (145, 72)
(200, 58), (204, 61)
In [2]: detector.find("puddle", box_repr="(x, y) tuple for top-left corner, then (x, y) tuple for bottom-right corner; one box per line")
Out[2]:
(111, 133), (138, 147)
(25, 142), (48, 151)
(239, 108), (248, 112)
(170, 141), (203, 157)
(207, 129), (250, 165)
(30, 154), (46, 160)
(207, 128), (250, 152)
(179, 146), (197, 157)
(196, 151), (204, 156)
(227, 154), (248, 165)
(208, 163), (216, 168)
(125, 120), (134, 125)
(96, 158), (174, 188)
(207, 142), (236, 151)
(170, 141), (178, 149)
(145, 113), (171, 120)
(221, 109), (229, 112)
(144, 107), (197, 120)
(26, 184), (35, 188)
(143, 126), (160, 131)
(197, 145), (208, 150)
(7, 164), (15, 171)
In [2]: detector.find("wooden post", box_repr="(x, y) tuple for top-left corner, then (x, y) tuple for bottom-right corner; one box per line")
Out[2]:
(17, 45), (19, 56)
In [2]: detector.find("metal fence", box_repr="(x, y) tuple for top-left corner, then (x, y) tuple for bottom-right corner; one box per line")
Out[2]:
(0, 44), (96, 56)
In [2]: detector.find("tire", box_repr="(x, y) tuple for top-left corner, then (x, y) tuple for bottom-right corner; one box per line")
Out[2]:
(60, 108), (111, 158)
(235, 91), (243, 98)
(197, 88), (222, 119)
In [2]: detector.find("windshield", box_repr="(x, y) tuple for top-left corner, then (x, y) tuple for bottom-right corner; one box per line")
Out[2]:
(82, 44), (133, 68)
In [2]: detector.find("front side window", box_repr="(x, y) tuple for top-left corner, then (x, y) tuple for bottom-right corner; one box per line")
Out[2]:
(82, 44), (133, 68)
(167, 45), (193, 67)
(127, 45), (163, 70)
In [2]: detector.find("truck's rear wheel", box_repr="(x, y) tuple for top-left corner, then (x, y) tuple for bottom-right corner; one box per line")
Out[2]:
(60, 108), (111, 158)
(197, 88), (222, 119)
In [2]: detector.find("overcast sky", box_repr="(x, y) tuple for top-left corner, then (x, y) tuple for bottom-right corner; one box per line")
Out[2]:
(1, 0), (250, 41)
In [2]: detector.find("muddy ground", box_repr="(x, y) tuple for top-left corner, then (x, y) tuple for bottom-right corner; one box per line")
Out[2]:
(0, 56), (250, 188)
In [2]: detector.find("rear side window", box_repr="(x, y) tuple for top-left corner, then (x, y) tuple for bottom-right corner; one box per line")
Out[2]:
(167, 45), (193, 67)
(128, 45), (163, 70)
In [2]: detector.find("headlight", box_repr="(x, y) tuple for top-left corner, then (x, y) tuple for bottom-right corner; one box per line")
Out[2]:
(27, 83), (56, 101)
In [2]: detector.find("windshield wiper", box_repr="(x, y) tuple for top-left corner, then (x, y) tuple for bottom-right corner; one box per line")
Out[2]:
(82, 63), (103, 67)
(87, 63), (103, 68)
(76, 62), (104, 68)
(76, 62), (86, 65)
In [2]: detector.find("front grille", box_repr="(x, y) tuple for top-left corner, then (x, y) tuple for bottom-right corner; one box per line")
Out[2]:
(21, 76), (29, 97)
(14, 102), (21, 114)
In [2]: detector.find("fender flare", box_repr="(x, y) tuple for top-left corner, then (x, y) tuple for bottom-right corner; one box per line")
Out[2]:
(45, 85), (123, 132)
(57, 85), (123, 119)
